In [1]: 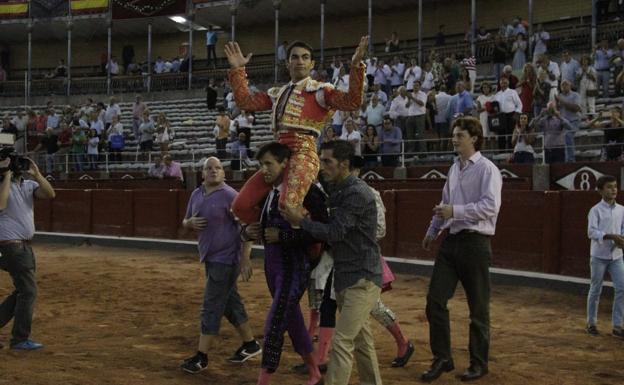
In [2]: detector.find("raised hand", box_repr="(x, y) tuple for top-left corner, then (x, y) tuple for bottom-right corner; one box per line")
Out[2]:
(351, 36), (369, 65)
(224, 42), (253, 69)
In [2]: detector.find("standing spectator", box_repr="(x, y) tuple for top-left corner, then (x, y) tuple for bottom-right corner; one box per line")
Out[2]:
(138, 110), (155, 157)
(589, 107), (624, 161)
(533, 69), (552, 117)
(536, 54), (560, 101)
(154, 56), (166, 74)
(340, 119), (362, 156)
(596, 0), (612, 22)
(499, 19), (514, 40)
(330, 110), (347, 137)
(333, 66), (350, 92)
(162, 154), (184, 181)
(106, 56), (119, 76)
(46, 108), (59, 130)
(374, 60), (392, 97)
(281, 140), (383, 385)
(361, 124), (380, 167)
(370, 83), (388, 106)
(54, 59), (67, 78)
(104, 96), (121, 130)
(235, 110), (254, 154)
(421, 61), (435, 93)
(214, 107), (230, 160)
(405, 80), (428, 156)
(0, 154), (55, 351)
(147, 156), (165, 178)
(132, 95), (146, 139)
(511, 113), (536, 163)
(277, 40), (288, 64)
(379, 117), (403, 166)
(365, 95), (386, 131)
(421, 117), (502, 383)
(107, 114), (124, 163)
(531, 24), (550, 62)
(586, 175), (624, 338)
(330, 57), (344, 83)
(386, 32), (401, 53)
(461, 54), (477, 93)
(365, 57), (377, 88)
(390, 57), (405, 91)
(494, 77), (523, 149)
(511, 18), (526, 37)
(531, 102), (572, 164)
(492, 35), (508, 82)
(179, 157), (260, 374)
(404, 58), (422, 92)
(86, 128), (99, 170)
(389, 86), (410, 134)
(511, 34), (527, 72)
(498, 65), (519, 90)
(55, 122), (72, 168)
(594, 39), (614, 98)
(11, 111), (27, 155)
(434, 84), (452, 150)
(230, 132), (249, 170)
(560, 50), (581, 88)
(155, 112), (171, 154)
(453, 81), (474, 117)
(435, 24), (446, 47)
(476, 26), (491, 41)
(70, 126), (86, 172)
(205, 26), (218, 68)
(518, 63), (538, 118)
(578, 55), (598, 116)
(556, 80), (582, 162)
(89, 111), (104, 136)
(206, 79), (218, 110)
(32, 128), (59, 174)
(476, 82), (496, 146)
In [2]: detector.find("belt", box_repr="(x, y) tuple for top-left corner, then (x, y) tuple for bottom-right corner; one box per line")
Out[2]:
(450, 229), (490, 237)
(0, 240), (31, 246)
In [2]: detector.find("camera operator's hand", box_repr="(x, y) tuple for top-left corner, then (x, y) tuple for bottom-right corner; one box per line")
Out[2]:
(0, 158), (10, 172)
(23, 157), (40, 178)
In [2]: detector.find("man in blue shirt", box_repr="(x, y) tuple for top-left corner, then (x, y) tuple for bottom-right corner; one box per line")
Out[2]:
(586, 175), (624, 339)
(594, 39), (614, 98)
(206, 26), (218, 68)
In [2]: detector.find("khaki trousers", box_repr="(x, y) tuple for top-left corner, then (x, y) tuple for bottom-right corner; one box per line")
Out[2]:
(325, 279), (382, 385)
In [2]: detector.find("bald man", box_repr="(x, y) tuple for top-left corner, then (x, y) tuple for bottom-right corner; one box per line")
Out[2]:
(180, 157), (261, 374)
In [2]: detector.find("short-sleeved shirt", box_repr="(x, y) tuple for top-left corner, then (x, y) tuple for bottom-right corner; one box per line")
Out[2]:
(185, 184), (241, 265)
(0, 179), (39, 240)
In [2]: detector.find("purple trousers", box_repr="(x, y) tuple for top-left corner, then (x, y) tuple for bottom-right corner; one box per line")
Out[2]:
(261, 238), (312, 372)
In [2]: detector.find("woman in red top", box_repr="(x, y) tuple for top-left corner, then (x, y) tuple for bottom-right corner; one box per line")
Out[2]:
(517, 63), (537, 118)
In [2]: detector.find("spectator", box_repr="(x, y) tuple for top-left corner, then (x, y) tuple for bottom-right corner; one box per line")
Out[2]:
(511, 17), (526, 37)
(589, 107), (624, 161)
(32, 127), (59, 174)
(511, 113), (536, 163)
(365, 56), (377, 87)
(518, 63), (538, 118)
(88, 111), (104, 136)
(596, 0), (612, 22)
(154, 56), (165, 74)
(536, 54), (560, 101)
(70, 126), (86, 172)
(206, 25), (218, 68)
(55, 121), (72, 166)
(494, 77), (523, 149)
(403, 58), (422, 92)
(132, 95), (146, 139)
(405, 80), (428, 156)
(106, 56), (119, 75)
(453, 80), (474, 117)
(322, 125), (337, 146)
(476, 82), (496, 145)
(556, 80), (582, 162)
(277, 40), (288, 64)
(138, 110), (155, 156)
(374, 60), (392, 97)
(104, 96), (121, 130)
(234, 110), (253, 153)
(577, 55), (598, 117)
(155, 112), (171, 154)
(389, 86), (410, 134)
(46, 108), (59, 130)
(214, 107), (230, 160)
(531, 24), (550, 62)
(385, 31), (401, 53)
(492, 35), (508, 82)
(230, 132), (250, 170)
(206, 79), (218, 110)
(533, 69), (552, 118)
(365, 94), (386, 130)
(79, 98), (94, 119)
(434, 84), (452, 150)
(560, 50), (581, 88)
(330, 57), (344, 83)
(147, 156), (165, 178)
(499, 19), (514, 40)
(107, 114), (124, 163)
(593, 39), (613, 98)
(162, 154), (184, 181)
(11, 111), (27, 154)
(531, 102), (572, 164)
(461, 54), (477, 93)
(54, 59), (67, 78)
(86, 128), (99, 170)
(371, 83), (388, 106)
(421, 61), (435, 92)
(390, 56), (405, 91)
(379, 116), (403, 166)
(458, 67), (472, 95)
(464, 22), (474, 43)
(498, 65), (519, 90)
(476, 26), (491, 41)
(340, 119), (362, 156)
(361, 124), (380, 167)
(511, 33), (527, 72)
(435, 24), (446, 47)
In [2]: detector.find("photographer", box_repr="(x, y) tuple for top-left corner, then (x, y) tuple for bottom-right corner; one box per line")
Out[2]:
(0, 151), (55, 350)
(589, 106), (624, 161)
(530, 102), (573, 164)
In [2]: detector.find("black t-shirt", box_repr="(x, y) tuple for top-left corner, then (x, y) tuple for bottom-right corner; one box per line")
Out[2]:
(41, 135), (59, 154)
(493, 42), (508, 63)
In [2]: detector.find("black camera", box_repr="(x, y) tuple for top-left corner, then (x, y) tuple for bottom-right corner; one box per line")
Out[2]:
(0, 147), (31, 176)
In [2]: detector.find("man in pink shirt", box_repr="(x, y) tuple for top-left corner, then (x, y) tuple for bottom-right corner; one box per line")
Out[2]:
(162, 154), (183, 181)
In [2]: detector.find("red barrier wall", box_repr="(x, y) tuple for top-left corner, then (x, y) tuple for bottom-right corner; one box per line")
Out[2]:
(50, 190), (92, 233)
(559, 191), (596, 277)
(133, 190), (179, 239)
(91, 190), (134, 236)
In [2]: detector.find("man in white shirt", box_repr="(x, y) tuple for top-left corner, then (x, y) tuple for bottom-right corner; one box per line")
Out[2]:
(277, 41), (288, 64)
(586, 175), (624, 339)
(340, 119), (362, 156)
(330, 58), (343, 82)
(404, 58), (422, 92)
(389, 86), (410, 134)
(374, 60), (392, 97)
(154, 56), (166, 74)
(560, 50), (581, 89)
(371, 84), (388, 106)
(494, 77), (523, 149)
(365, 95), (386, 131)
(434, 85), (452, 147)
(334, 66), (350, 92)
(365, 57), (378, 88)
(531, 24), (550, 62)
(537, 54), (560, 101)
(405, 80), (428, 156)
(390, 57), (405, 91)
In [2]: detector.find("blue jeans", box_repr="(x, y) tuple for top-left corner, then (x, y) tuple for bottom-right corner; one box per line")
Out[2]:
(597, 70), (611, 98)
(587, 256), (624, 328)
(565, 120), (580, 163)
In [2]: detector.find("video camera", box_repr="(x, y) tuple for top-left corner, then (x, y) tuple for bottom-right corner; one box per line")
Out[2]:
(0, 133), (31, 178)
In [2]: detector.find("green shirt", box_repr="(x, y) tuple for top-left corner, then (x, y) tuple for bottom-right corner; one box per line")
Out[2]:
(71, 132), (86, 154)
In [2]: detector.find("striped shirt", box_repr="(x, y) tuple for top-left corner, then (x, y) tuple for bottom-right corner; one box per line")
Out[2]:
(462, 56), (477, 72)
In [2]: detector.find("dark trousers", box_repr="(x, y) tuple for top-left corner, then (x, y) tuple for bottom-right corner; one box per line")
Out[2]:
(425, 232), (491, 367)
(206, 45), (217, 66)
(216, 138), (228, 160)
(512, 151), (535, 164)
(498, 112), (516, 149)
(545, 148), (565, 164)
(201, 262), (249, 335)
(0, 243), (38, 346)
(319, 270), (337, 328)
(381, 154), (399, 167)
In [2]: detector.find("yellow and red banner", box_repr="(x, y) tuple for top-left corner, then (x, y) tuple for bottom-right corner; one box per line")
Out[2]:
(0, 1), (28, 19)
(71, 0), (109, 15)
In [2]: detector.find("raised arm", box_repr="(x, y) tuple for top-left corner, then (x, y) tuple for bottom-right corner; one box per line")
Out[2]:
(225, 42), (273, 111)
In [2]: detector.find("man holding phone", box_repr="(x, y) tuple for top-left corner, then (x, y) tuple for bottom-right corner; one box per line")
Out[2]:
(0, 149), (55, 350)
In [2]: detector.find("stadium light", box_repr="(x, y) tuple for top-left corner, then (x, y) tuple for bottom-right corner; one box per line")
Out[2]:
(169, 16), (188, 24)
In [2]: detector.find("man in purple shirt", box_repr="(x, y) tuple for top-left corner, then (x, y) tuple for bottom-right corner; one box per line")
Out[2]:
(179, 157), (261, 374)
(420, 117), (502, 382)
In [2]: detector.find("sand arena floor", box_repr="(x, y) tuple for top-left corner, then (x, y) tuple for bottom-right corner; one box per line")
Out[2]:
(0, 243), (623, 385)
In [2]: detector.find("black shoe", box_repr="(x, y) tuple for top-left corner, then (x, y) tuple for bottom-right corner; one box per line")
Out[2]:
(613, 327), (624, 338)
(227, 340), (262, 363)
(180, 352), (208, 374)
(421, 357), (454, 382)
(391, 341), (415, 367)
(586, 325), (599, 336)
(459, 363), (488, 382)
(292, 363), (328, 375)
